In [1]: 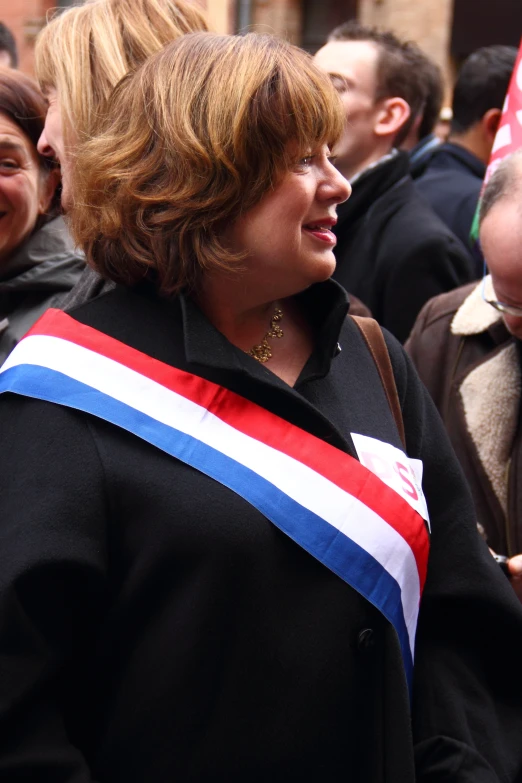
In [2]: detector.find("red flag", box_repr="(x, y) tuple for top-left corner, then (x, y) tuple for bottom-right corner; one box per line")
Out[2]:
(484, 38), (522, 186)
(470, 38), (522, 243)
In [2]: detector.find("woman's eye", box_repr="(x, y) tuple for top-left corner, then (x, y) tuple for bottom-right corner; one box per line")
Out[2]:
(299, 156), (314, 167)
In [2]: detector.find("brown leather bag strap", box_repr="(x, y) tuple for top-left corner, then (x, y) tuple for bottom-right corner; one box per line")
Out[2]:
(350, 315), (406, 450)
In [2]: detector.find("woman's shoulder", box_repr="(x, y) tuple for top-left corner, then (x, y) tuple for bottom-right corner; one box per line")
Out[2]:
(0, 390), (105, 486)
(67, 283), (184, 356)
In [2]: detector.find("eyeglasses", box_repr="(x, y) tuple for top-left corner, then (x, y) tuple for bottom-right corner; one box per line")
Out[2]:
(481, 264), (522, 318)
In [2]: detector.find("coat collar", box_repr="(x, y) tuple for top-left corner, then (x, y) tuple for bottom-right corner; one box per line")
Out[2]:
(451, 276), (503, 336)
(409, 133), (440, 165)
(336, 150), (410, 229)
(450, 276), (519, 523)
(429, 142), (486, 180)
(459, 341), (520, 519)
(180, 278), (350, 384)
(0, 217), (84, 291)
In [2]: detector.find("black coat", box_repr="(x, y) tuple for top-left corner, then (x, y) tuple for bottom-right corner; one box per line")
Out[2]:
(1, 280), (522, 782)
(415, 142), (486, 272)
(0, 217), (85, 363)
(332, 151), (475, 343)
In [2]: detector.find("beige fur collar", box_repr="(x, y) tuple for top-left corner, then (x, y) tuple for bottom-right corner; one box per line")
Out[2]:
(459, 340), (520, 515)
(451, 275), (502, 336)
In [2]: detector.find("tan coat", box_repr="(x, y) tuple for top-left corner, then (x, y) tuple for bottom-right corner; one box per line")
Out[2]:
(406, 277), (522, 555)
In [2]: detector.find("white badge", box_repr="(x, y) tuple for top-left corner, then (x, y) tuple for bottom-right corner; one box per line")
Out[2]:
(351, 433), (430, 529)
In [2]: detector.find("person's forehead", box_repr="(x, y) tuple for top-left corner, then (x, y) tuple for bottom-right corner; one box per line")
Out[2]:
(481, 198), (522, 242)
(481, 198), (522, 279)
(314, 40), (379, 83)
(0, 113), (32, 152)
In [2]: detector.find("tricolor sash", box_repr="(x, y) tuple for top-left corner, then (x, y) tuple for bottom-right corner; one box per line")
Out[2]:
(0, 309), (430, 691)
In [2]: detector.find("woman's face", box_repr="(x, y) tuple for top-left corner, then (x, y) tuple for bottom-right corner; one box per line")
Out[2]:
(225, 145), (351, 297)
(37, 88), (73, 210)
(0, 113), (50, 264)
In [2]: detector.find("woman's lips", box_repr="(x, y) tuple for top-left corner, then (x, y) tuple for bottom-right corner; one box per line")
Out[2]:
(302, 225), (337, 245)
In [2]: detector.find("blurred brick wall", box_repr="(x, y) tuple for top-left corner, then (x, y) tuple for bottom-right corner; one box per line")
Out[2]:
(359, 0), (456, 103)
(251, 0), (301, 44)
(0, 0), (232, 77)
(0, 0), (55, 75)
(0, 0), (465, 102)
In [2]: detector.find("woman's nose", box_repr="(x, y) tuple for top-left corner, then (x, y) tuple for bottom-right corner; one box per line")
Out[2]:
(327, 166), (351, 205)
(37, 129), (54, 160)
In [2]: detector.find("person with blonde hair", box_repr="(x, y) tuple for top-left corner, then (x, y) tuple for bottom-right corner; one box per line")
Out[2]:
(0, 31), (521, 782)
(35, 0), (209, 304)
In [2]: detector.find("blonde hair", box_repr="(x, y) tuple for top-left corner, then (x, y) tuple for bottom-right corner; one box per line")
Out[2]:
(34, 0), (208, 142)
(70, 32), (344, 295)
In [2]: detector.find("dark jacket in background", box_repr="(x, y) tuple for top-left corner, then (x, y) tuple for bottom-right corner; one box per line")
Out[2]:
(0, 216), (85, 363)
(406, 278), (522, 557)
(408, 133), (441, 179)
(415, 142), (485, 273)
(332, 151), (475, 343)
(1, 280), (522, 782)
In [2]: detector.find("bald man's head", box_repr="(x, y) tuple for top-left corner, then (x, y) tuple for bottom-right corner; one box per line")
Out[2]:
(480, 154), (522, 339)
(480, 150), (522, 224)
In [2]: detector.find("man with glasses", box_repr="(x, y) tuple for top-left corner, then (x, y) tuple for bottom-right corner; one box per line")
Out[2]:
(406, 150), (522, 598)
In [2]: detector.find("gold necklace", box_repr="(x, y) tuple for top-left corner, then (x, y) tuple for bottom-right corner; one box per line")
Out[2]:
(249, 306), (284, 363)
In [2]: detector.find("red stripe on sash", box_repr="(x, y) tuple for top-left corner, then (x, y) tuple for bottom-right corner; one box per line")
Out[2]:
(27, 309), (430, 591)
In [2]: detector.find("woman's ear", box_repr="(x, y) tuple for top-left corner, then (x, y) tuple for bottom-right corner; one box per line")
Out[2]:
(38, 166), (61, 215)
(374, 97), (411, 141)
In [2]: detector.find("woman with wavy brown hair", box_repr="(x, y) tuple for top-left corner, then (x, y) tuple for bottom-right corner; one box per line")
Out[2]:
(0, 32), (521, 783)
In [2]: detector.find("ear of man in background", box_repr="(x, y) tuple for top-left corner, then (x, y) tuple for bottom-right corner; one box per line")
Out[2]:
(314, 21), (475, 343)
(415, 45), (517, 273)
(406, 150), (522, 601)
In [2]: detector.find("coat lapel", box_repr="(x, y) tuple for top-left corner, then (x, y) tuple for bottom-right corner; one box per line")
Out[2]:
(451, 277), (521, 515)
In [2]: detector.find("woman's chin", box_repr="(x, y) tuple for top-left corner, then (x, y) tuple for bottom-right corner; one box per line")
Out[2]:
(309, 254), (337, 282)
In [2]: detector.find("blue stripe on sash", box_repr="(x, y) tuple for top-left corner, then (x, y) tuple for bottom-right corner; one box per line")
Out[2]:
(0, 363), (413, 688)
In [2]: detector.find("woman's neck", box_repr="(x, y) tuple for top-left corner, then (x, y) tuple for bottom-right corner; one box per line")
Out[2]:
(196, 276), (284, 354)
(195, 275), (314, 386)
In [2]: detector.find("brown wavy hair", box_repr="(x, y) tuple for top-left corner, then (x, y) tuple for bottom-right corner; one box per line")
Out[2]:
(70, 32), (344, 295)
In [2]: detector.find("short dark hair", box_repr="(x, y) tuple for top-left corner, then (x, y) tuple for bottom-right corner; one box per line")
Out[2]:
(417, 57), (443, 140)
(479, 150), (522, 225)
(0, 23), (18, 68)
(328, 20), (432, 145)
(451, 45), (517, 135)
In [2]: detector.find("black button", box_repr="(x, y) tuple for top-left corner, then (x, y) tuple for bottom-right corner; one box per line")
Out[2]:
(357, 628), (375, 651)
(334, 342), (342, 357)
